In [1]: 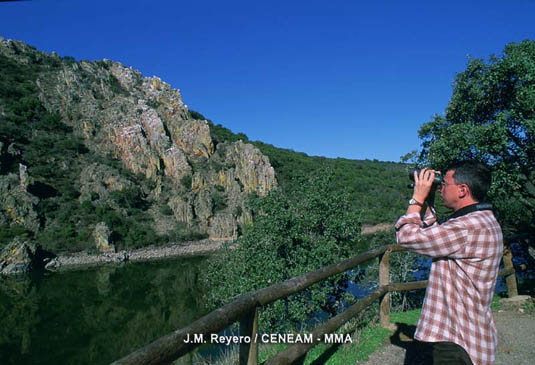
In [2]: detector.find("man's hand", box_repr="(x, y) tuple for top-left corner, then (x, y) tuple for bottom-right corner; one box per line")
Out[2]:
(412, 168), (437, 203)
(405, 168), (439, 219)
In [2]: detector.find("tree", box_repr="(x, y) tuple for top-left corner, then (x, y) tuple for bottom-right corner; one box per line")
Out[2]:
(201, 169), (363, 332)
(417, 40), (535, 233)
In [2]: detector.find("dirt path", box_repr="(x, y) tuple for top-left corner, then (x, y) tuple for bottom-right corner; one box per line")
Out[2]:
(357, 303), (535, 364)
(361, 223), (393, 236)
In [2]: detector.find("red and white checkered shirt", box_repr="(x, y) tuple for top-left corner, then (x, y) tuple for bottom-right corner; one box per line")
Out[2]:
(395, 209), (503, 365)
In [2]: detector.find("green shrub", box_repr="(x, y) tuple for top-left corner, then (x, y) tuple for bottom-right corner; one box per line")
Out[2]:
(146, 99), (161, 109)
(202, 170), (363, 332)
(159, 204), (174, 216)
(211, 190), (227, 213)
(110, 188), (149, 212)
(0, 225), (34, 248)
(165, 225), (209, 243)
(180, 174), (192, 189)
(62, 56), (76, 64)
(188, 110), (206, 120)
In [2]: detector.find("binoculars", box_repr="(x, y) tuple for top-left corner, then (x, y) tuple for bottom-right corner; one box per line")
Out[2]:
(408, 168), (443, 185)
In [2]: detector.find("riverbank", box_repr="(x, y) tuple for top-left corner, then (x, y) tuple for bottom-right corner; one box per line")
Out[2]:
(44, 239), (230, 272)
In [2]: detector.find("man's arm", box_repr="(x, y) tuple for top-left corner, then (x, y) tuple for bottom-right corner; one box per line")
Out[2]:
(395, 168), (465, 258)
(395, 214), (467, 258)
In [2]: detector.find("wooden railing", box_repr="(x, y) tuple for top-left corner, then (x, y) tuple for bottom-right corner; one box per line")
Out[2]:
(112, 241), (521, 365)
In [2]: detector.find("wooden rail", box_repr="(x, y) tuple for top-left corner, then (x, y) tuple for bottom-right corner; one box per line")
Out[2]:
(112, 240), (522, 365)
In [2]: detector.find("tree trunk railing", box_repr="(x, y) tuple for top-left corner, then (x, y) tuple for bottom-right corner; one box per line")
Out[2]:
(112, 239), (522, 365)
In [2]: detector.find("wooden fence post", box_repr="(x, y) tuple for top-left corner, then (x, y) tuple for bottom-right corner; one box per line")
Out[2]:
(239, 307), (258, 365)
(379, 250), (391, 328)
(503, 246), (518, 298)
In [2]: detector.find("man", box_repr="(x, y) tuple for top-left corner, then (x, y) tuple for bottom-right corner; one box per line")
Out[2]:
(395, 161), (503, 365)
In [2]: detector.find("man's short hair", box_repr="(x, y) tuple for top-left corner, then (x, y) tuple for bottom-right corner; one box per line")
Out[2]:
(445, 161), (491, 202)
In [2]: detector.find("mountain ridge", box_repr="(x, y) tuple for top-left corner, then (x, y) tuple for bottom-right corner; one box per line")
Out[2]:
(0, 38), (276, 260)
(0, 38), (409, 272)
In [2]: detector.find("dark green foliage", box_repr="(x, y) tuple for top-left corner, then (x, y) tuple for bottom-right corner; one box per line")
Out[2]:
(202, 170), (363, 332)
(27, 181), (58, 199)
(208, 159), (224, 172)
(6, 96), (42, 123)
(189, 109), (250, 146)
(180, 174), (192, 189)
(188, 109), (206, 120)
(110, 188), (149, 212)
(34, 199), (96, 253)
(159, 204), (174, 216)
(210, 123), (249, 146)
(0, 225), (34, 249)
(33, 113), (72, 132)
(210, 190), (227, 213)
(146, 99), (161, 109)
(86, 194), (159, 250)
(120, 225), (160, 249)
(0, 55), (40, 103)
(34, 193), (160, 253)
(62, 55), (76, 64)
(165, 223), (209, 243)
(94, 59), (110, 69)
(416, 40), (535, 233)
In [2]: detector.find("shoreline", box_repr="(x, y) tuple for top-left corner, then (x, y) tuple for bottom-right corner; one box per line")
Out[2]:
(45, 239), (231, 272)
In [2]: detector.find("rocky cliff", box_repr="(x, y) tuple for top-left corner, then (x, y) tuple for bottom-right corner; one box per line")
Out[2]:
(0, 38), (276, 260)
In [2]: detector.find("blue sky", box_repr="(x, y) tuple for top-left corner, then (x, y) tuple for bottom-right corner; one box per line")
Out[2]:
(1, 0), (534, 162)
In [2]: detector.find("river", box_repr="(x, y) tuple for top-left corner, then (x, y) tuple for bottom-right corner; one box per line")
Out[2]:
(0, 257), (208, 365)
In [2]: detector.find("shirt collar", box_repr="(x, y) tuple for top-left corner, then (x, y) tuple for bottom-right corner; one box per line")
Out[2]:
(440, 202), (493, 223)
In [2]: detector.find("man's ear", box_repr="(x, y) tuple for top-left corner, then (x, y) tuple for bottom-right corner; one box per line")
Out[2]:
(458, 184), (469, 198)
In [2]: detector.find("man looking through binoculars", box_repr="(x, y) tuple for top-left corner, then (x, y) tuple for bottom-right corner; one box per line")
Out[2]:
(395, 161), (503, 365)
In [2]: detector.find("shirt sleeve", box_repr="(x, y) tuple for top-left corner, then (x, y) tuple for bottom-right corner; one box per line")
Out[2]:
(422, 211), (437, 227)
(395, 212), (468, 258)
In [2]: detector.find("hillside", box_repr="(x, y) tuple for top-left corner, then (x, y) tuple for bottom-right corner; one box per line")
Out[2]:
(0, 38), (409, 261)
(0, 38), (275, 257)
(206, 115), (410, 224)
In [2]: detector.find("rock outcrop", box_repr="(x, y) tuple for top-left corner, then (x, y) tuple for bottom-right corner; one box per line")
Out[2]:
(0, 163), (40, 233)
(0, 238), (39, 275)
(93, 222), (114, 253)
(0, 38), (276, 250)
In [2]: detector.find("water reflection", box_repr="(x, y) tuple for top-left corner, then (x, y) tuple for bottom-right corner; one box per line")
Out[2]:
(0, 257), (207, 365)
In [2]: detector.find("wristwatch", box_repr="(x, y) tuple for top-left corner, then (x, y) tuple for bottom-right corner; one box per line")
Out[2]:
(408, 198), (423, 207)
